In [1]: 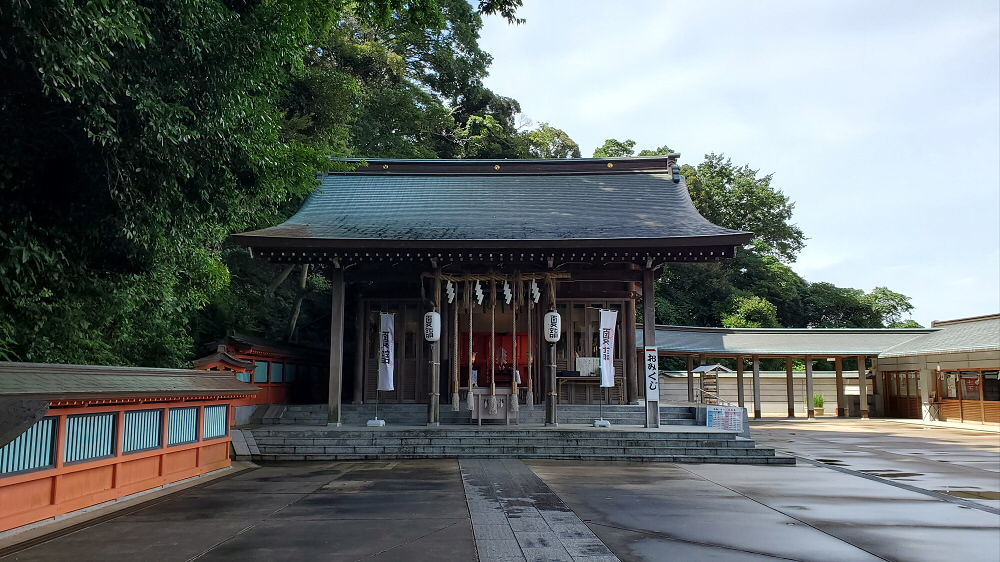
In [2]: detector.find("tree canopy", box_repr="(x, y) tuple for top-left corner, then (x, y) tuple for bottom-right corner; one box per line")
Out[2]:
(0, 0), (540, 365)
(593, 139), (921, 329)
(0, 5), (921, 368)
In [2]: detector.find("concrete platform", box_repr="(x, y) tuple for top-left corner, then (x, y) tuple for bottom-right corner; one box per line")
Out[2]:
(246, 424), (792, 464)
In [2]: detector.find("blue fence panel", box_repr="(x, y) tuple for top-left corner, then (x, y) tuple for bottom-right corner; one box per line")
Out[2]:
(168, 407), (198, 446)
(203, 405), (229, 440)
(253, 361), (269, 383)
(123, 409), (163, 453)
(236, 371), (251, 383)
(65, 413), (116, 463)
(0, 417), (56, 475)
(271, 362), (284, 383)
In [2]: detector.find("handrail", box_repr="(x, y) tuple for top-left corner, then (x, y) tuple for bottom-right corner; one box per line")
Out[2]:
(693, 387), (737, 408)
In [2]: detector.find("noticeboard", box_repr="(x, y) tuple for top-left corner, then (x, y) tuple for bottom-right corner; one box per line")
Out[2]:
(706, 405), (745, 432)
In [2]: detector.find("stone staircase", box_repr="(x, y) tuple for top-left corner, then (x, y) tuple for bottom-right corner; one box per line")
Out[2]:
(264, 403), (699, 427)
(246, 426), (793, 464)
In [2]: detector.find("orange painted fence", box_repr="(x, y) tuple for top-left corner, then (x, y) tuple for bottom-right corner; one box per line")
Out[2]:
(0, 399), (234, 532)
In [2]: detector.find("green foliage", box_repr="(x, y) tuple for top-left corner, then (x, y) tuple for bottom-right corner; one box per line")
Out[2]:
(593, 138), (636, 158)
(813, 393), (825, 408)
(0, 0), (530, 366)
(638, 145), (674, 156)
(683, 154), (804, 263)
(722, 296), (780, 328)
(525, 123), (581, 159)
(645, 146), (918, 330)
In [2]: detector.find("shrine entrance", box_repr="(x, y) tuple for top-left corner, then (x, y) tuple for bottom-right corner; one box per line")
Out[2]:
(882, 370), (922, 419)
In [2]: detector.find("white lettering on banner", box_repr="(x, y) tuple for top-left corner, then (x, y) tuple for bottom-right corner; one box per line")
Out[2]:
(378, 313), (395, 391)
(598, 310), (617, 387)
(644, 347), (659, 402)
(706, 405), (744, 432)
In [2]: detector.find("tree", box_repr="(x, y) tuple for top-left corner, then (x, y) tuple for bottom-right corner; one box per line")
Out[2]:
(722, 296), (781, 328)
(524, 123), (581, 158)
(863, 286), (918, 327)
(638, 145), (674, 156)
(683, 154), (805, 263)
(593, 138), (636, 158)
(0, 0), (528, 366)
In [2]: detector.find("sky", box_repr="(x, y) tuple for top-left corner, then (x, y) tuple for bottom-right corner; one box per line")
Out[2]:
(478, 0), (1000, 327)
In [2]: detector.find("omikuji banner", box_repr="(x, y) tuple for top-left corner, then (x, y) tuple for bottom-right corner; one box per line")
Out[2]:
(598, 309), (617, 388)
(378, 313), (395, 391)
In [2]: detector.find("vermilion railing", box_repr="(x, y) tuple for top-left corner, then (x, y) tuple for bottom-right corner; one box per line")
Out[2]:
(0, 398), (236, 532)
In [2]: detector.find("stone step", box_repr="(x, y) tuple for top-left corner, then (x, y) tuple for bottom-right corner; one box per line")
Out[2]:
(251, 429), (736, 439)
(251, 437), (754, 448)
(255, 445), (775, 457)
(253, 453), (794, 465)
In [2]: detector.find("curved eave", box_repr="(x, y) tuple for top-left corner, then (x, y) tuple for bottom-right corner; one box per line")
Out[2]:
(230, 232), (753, 250)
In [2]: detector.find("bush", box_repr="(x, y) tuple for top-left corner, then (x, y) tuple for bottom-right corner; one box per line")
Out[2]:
(813, 393), (825, 408)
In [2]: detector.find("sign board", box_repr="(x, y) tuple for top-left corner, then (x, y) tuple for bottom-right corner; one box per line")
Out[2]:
(575, 357), (600, 377)
(706, 405), (744, 432)
(644, 347), (659, 402)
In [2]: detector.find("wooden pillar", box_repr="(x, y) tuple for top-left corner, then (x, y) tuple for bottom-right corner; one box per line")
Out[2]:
(805, 355), (815, 419)
(328, 269), (345, 425)
(835, 357), (846, 417)
(978, 372), (986, 424)
(352, 298), (365, 404)
(752, 355), (762, 419)
(785, 358), (795, 417)
(736, 355), (745, 408)
(686, 355), (695, 403)
(642, 267), (660, 427)
(624, 294), (639, 404)
(857, 355), (869, 419)
(427, 272), (442, 426)
(545, 278), (559, 426)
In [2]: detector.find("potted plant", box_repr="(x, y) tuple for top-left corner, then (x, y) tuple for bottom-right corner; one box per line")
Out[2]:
(813, 393), (825, 416)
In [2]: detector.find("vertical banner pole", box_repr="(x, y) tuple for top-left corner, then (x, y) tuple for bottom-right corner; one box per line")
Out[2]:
(642, 267), (661, 427)
(595, 308), (617, 428)
(511, 275), (520, 419)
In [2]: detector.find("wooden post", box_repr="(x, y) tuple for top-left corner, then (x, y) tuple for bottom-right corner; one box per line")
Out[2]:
(835, 357), (845, 417)
(642, 267), (660, 427)
(785, 358), (795, 417)
(686, 355), (695, 403)
(978, 372), (986, 424)
(857, 355), (869, 419)
(328, 269), (345, 426)
(736, 356), (745, 408)
(752, 355), (762, 419)
(805, 355), (815, 419)
(624, 294), (638, 404)
(428, 272), (441, 426)
(352, 298), (365, 404)
(545, 277), (558, 426)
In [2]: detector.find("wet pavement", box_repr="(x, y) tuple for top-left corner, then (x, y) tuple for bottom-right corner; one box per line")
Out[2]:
(3, 421), (999, 561)
(460, 459), (619, 561)
(2, 460), (475, 562)
(749, 419), (1000, 509)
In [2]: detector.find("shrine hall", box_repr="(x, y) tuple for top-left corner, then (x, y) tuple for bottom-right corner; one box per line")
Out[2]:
(232, 156), (752, 427)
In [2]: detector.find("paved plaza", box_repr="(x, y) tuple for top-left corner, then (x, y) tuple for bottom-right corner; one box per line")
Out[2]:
(2, 421), (998, 561)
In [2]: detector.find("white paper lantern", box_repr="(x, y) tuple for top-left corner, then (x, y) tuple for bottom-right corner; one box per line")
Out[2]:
(423, 311), (441, 342)
(543, 311), (561, 343)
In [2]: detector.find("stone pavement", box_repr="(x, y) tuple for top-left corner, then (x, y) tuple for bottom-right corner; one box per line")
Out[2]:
(3, 422), (999, 561)
(460, 459), (618, 562)
(750, 419), (1000, 509)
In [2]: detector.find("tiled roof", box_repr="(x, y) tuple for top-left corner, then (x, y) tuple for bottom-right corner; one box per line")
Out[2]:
(0, 362), (259, 400)
(232, 158), (750, 248)
(879, 315), (999, 357)
(637, 326), (935, 356)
